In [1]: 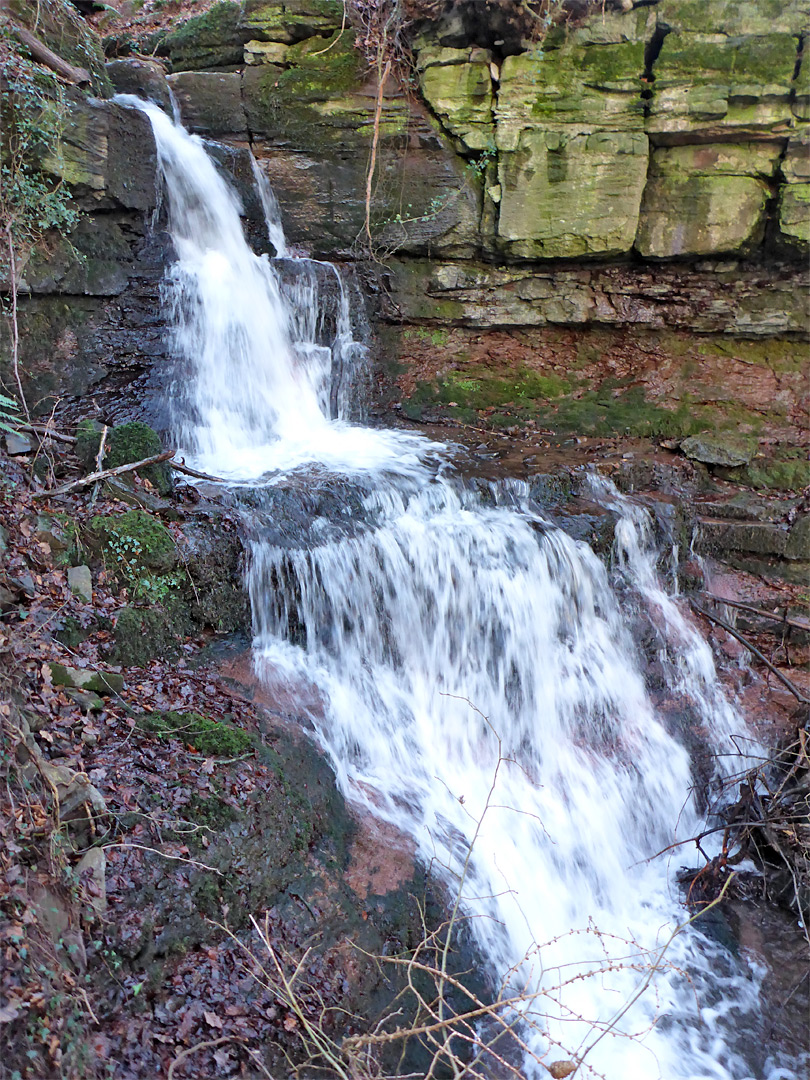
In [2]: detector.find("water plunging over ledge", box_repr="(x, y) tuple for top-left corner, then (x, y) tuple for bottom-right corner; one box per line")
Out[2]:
(123, 96), (798, 1080)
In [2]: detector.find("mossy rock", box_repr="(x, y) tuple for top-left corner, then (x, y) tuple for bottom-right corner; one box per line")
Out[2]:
(91, 509), (176, 573)
(136, 711), (254, 758)
(717, 454), (810, 491)
(182, 792), (242, 829)
(162, 1), (247, 70)
(111, 606), (183, 666)
(75, 418), (105, 470)
(106, 422), (171, 495)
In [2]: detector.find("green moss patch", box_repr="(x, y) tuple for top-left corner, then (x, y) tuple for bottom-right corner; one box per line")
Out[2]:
(163, 1), (245, 70)
(136, 711), (254, 758)
(106, 422), (171, 494)
(182, 793), (241, 829)
(719, 453), (810, 491)
(112, 606), (184, 666)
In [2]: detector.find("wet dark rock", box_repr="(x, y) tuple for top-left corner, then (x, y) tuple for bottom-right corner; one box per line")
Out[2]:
(697, 519), (789, 559)
(785, 514), (810, 561)
(106, 58), (173, 112)
(168, 71), (246, 136)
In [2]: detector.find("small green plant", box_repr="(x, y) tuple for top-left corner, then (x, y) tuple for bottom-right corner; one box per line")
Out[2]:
(0, 391), (20, 433)
(465, 142), (498, 180)
(1, 20), (81, 418)
(103, 529), (183, 602)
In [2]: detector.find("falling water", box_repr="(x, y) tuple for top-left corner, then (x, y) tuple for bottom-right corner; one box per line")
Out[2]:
(127, 97), (799, 1080)
(249, 154), (287, 258)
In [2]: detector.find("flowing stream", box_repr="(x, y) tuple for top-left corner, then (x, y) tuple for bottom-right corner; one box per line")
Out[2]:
(126, 97), (797, 1080)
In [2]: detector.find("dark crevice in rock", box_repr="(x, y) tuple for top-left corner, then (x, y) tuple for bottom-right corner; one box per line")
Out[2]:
(792, 32), (805, 86)
(762, 139), (793, 254)
(643, 21), (669, 109)
(239, 67), (255, 146)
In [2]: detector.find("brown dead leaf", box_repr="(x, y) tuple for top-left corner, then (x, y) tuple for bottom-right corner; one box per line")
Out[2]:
(548, 1063), (577, 1079)
(204, 1010), (223, 1030)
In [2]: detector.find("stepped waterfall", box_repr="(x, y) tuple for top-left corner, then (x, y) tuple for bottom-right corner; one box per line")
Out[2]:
(124, 97), (797, 1080)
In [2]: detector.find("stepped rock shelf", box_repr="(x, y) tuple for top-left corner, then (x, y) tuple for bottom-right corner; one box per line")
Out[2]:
(2, 0), (807, 495)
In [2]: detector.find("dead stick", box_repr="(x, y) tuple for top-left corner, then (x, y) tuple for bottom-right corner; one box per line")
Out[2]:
(705, 594), (809, 632)
(167, 1037), (239, 1080)
(18, 422), (76, 444)
(170, 459), (226, 483)
(88, 424), (108, 509)
(33, 451), (174, 499)
(691, 600), (810, 704)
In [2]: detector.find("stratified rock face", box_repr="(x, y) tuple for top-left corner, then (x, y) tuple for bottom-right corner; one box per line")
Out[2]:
(39, 97), (158, 211)
(780, 135), (810, 249)
(408, 0), (810, 261)
(494, 32), (649, 259)
(636, 143), (780, 258)
(110, 0), (808, 265)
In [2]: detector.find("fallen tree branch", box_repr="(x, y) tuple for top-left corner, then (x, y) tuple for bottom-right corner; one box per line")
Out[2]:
(33, 449), (228, 498)
(691, 600), (810, 704)
(167, 1036), (239, 1080)
(9, 24), (91, 85)
(18, 422), (77, 444)
(33, 450), (174, 498)
(170, 458), (226, 483)
(705, 594), (810, 633)
(88, 424), (108, 509)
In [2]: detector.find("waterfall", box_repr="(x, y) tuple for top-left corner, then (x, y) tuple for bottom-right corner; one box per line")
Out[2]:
(127, 97), (799, 1080)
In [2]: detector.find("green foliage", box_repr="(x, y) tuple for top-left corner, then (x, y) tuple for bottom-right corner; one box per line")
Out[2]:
(137, 711), (254, 758)
(465, 142), (497, 180)
(0, 26), (80, 267)
(0, 391), (20, 433)
(91, 509), (181, 601)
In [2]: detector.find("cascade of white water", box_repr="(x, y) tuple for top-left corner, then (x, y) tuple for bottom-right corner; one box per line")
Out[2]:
(127, 98), (798, 1080)
(249, 153), (287, 258)
(120, 96), (427, 480)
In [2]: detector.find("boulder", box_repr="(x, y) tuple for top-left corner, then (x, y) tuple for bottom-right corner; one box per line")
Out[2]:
(168, 71), (247, 136)
(104, 422), (172, 494)
(67, 565), (93, 603)
(106, 58), (173, 113)
(680, 433), (756, 467)
(48, 662), (125, 696)
(4, 431), (33, 455)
